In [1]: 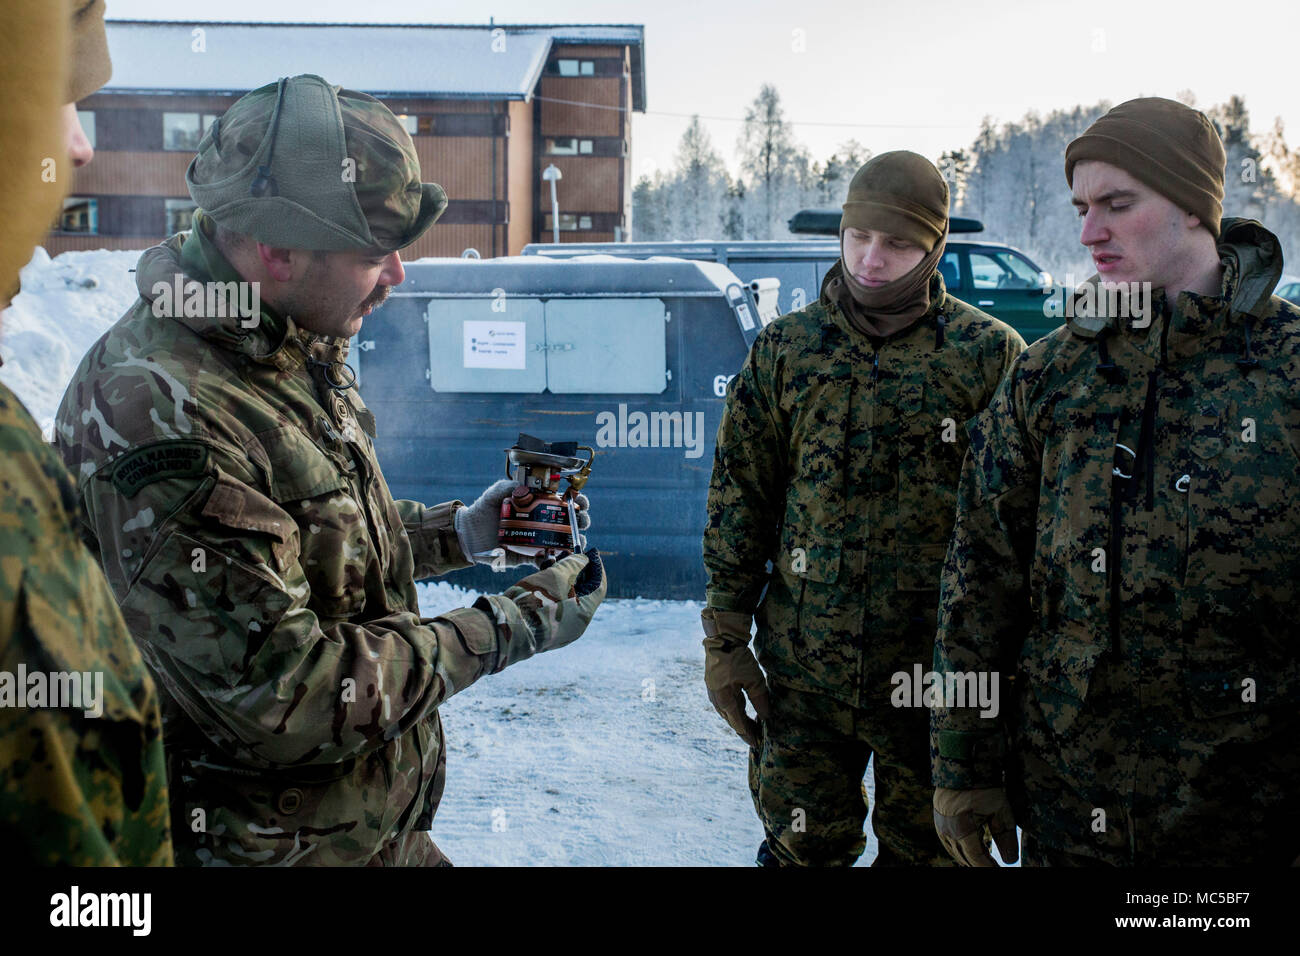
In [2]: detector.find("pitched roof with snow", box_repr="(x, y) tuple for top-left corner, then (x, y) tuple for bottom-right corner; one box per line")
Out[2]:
(100, 21), (646, 108)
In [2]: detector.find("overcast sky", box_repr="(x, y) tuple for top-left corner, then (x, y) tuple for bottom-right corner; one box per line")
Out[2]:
(107, 0), (1300, 181)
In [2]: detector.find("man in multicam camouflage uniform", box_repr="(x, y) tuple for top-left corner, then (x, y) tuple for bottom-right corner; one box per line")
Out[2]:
(931, 97), (1300, 866)
(1, 0), (173, 865)
(54, 74), (606, 867)
(702, 151), (1025, 866)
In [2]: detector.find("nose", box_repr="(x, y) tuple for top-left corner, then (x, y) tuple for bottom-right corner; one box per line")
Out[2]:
(1079, 209), (1108, 248)
(379, 252), (404, 286)
(64, 107), (94, 168)
(859, 237), (886, 272)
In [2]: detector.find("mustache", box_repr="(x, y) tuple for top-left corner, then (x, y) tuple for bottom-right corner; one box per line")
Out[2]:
(361, 285), (391, 313)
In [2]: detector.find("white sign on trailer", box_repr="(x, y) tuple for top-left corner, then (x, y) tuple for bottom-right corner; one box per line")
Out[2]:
(462, 320), (526, 369)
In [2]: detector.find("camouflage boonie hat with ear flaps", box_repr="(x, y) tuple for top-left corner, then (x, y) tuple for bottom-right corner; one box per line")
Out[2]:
(186, 74), (447, 252)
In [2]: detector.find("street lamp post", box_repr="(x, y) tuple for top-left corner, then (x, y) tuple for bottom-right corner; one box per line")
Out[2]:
(542, 163), (563, 244)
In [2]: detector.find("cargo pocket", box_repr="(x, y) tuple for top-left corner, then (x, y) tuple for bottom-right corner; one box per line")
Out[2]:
(119, 527), (294, 690)
(1017, 626), (1106, 738)
(775, 527), (856, 682)
(178, 752), (384, 866)
(778, 529), (842, 585)
(1184, 662), (1258, 719)
(256, 425), (370, 621)
(1182, 643), (1300, 720)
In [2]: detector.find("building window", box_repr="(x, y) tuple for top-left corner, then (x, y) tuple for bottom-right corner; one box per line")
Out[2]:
(546, 138), (594, 156)
(166, 199), (198, 234)
(554, 214), (594, 231)
(395, 114), (419, 136)
(76, 110), (95, 148)
(164, 112), (219, 151)
(59, 197), (98, 233)
(556, 59), (595, 77)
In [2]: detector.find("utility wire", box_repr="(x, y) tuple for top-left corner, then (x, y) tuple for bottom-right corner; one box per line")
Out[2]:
(533, 95), (970, 129)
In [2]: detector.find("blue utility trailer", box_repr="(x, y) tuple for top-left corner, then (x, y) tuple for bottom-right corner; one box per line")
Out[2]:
(349, 256), (779, 598)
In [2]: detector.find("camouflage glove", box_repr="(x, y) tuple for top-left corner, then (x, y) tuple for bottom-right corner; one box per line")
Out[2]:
(455, 480), (590, 568)
(702, 608), (770, 749)
(933, 787), (1019, 867)
(473, 547), (606, 669)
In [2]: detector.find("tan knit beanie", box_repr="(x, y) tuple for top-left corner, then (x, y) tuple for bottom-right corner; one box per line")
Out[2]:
(1065, 97), (1226, 237)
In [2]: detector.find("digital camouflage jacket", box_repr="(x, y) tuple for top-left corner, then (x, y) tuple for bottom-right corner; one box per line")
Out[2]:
(1, 382), (172, 865)
(703, 270), (1025, 709)
(55, 221), (547, 866)
(932, 219), (1300, 865)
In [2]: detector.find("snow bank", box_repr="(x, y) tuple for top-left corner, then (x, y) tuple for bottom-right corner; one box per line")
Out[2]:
(0, 247), (142, 437)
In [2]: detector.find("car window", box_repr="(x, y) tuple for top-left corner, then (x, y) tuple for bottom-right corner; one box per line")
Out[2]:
(1278, 281), (1300, 302)
(939, 251), (962, 290)
(970, 249), (1045, 290)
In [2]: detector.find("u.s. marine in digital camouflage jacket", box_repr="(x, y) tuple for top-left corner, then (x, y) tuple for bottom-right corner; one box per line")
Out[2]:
(703, 269), (1025, 707)
(932, 219), (1300, 865)
(1, 382), (173, 865)
(0, 0), (170, 866)
(54, 217), (577, 866)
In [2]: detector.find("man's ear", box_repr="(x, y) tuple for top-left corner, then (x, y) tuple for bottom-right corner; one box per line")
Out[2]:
(255, 243), (301, 283)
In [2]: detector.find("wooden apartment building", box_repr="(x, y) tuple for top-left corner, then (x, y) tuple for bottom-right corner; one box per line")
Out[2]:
(48, 20), (646, 258)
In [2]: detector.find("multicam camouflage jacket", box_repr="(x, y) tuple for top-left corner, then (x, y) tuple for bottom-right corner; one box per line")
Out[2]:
(1, 382), (172, 865)
(703, 269), (1025, 709)
(54, 219), (544, 866)
(932, 219), (1300, 865)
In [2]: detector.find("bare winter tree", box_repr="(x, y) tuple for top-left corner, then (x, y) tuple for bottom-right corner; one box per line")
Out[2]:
(958, 102), (1110, 281)
(641, 92), (1300, 267)
(670, 115), (731, 240)
(738, 85), (810, 239)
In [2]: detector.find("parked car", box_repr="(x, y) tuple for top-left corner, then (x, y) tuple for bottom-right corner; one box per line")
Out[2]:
(524, 213), (1062, 343)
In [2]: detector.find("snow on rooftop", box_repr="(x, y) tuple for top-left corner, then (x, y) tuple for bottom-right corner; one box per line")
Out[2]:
(102, 22), (554, 97)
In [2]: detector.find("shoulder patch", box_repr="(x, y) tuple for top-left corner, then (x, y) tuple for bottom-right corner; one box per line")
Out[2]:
(111, 441), (209, 497)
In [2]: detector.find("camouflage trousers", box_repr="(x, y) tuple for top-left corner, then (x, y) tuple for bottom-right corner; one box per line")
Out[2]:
(747, 681), (950, 866)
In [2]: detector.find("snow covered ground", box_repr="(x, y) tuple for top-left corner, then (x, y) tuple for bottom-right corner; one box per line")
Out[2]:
(416, 582), (788, 866)
(2, 247), (1025, 867)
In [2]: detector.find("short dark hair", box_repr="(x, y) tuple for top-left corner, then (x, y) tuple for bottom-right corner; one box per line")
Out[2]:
(209, 218), (251, 257)
(210, 219), (327, 264)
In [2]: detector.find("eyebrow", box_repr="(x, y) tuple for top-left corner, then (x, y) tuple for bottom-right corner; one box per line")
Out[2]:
(1072, 189), (1139, 209)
